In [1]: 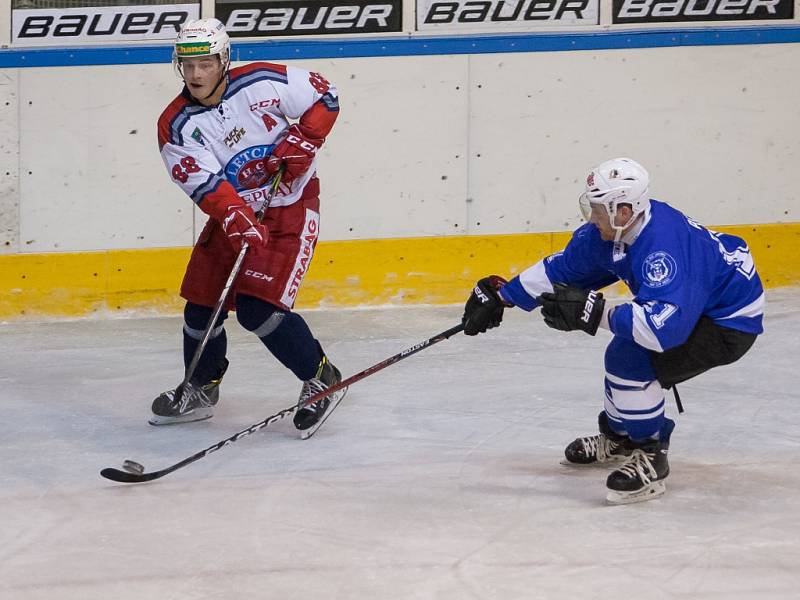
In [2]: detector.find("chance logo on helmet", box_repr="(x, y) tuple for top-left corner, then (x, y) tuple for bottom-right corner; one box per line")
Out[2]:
(176, 42), (211, 57)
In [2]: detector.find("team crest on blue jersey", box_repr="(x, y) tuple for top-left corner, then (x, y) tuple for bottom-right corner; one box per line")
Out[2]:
(224, 144), (276, 191)
(642, 251), (677, 288)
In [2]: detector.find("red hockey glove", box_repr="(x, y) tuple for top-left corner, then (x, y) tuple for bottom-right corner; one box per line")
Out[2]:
(265, 124), (323, 185)
(221, 204), (268, 255)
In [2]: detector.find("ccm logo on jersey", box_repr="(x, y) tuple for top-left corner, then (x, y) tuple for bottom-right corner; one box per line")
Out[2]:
(581, 291), (598, 324)
(250, 99), (280, 111)
(245, 269), (274, 281)
(612, 0), (791, 22)
(422, 0), (598, 25)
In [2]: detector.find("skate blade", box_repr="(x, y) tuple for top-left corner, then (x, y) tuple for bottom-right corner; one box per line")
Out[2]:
(606, 480), (666, 505)
(148, 407), (214, 426)
(300, 387), (348, 440)
(560, 455), (628, 468)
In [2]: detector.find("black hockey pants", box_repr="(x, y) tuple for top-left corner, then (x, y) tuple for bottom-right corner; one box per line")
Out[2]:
(650, 317), (758, 390)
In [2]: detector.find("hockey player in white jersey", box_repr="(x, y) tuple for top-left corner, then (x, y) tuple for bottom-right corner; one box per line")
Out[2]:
(152, 18), (346, 429)
(462, 158), (763, 504)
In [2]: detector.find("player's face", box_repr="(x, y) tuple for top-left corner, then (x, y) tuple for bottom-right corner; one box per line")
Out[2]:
(588, 204), (615, 240)
(180, 56), (224, 102)
(588, 204), (633, 241)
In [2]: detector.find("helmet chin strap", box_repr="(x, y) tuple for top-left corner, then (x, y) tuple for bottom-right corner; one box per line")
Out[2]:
(608, 205), (637, 243)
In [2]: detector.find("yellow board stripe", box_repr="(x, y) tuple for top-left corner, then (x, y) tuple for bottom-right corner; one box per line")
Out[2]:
(1, 223), (798, 319)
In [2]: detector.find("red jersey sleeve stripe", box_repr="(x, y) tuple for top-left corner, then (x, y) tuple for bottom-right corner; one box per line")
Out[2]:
(229, 62), (288, 84)
(299, 98), (340, 140)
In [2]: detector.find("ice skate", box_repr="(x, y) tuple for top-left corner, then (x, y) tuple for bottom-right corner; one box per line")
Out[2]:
(149, 360), (228, 425)
(606, 418), (674, 505)
(561, 411), (633, 467)
(293, 355), (348, 433)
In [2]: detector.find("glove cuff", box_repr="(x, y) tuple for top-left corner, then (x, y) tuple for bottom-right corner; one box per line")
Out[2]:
(583, 291), (605, 336)
(294, 123), (325, 146)
(486, 275), (513, 307)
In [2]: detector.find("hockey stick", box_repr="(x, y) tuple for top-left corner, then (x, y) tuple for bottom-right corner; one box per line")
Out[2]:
(101, 322), (465, 483)
(163, 169), (283, 418)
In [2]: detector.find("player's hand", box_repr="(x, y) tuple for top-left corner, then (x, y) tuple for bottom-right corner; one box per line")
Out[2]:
(538, 284), (605, 335)
(266, 124), (323, 185)
(462, 276), (511, 336)
(221, 204), (269, 255)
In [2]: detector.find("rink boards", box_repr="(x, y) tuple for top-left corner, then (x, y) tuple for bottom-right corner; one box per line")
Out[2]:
(0, 222), (797, 318)
(0, 26), (797, 318)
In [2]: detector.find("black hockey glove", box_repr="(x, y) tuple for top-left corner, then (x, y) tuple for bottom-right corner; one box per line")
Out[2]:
(462, 275), (511, 336)
(538, 284), (605, 336)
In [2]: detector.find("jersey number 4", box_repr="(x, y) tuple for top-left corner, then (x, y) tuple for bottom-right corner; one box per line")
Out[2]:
(171, 156), (200, 183)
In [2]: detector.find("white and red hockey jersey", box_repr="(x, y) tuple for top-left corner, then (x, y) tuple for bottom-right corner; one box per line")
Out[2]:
(157, 62), (339, 220)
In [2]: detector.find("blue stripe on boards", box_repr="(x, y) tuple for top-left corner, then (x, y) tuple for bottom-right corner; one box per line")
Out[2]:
(2, 26), (800, 68)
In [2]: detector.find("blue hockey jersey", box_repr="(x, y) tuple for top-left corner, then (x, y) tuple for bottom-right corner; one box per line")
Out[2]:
(501, 200), (764, 352)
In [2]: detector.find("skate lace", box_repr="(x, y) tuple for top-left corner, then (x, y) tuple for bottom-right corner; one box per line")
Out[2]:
(617, 449), (657, 484)
(299, 378), (327, 409)
(581, 435), (618, 461)
(172, 383), (213, 412)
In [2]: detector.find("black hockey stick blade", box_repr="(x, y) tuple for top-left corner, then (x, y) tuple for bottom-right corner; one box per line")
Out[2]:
(100, 467), (167, 483)
(101, 403), (300, 484)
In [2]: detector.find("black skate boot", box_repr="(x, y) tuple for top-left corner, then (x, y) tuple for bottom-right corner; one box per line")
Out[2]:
(293, 355), (348, 433)
(606, 417), (675, 505)
(149, 359), (228, 426)
(562, 411), (633, 466)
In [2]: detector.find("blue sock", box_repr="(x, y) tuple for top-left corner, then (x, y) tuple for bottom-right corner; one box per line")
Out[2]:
(183, 302), (228, 384)
(236, 295), (322, 381)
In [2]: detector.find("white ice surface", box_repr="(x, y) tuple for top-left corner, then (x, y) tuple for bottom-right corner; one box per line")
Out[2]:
(1, 290), (799, 599)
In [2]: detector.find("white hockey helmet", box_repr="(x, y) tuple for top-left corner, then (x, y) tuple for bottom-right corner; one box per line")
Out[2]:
(173, 18), (231, 74)
(579, 157), (650, 234)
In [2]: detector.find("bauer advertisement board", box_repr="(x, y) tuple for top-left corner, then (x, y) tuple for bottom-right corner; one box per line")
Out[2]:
(11, 3), (201, 47)
(416, 0), (600, 32)
(215, 0), (403, 36)
(611, 0), (794, 23)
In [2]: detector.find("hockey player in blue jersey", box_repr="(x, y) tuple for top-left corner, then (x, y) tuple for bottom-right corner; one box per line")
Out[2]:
(462, 158), (763, 504)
